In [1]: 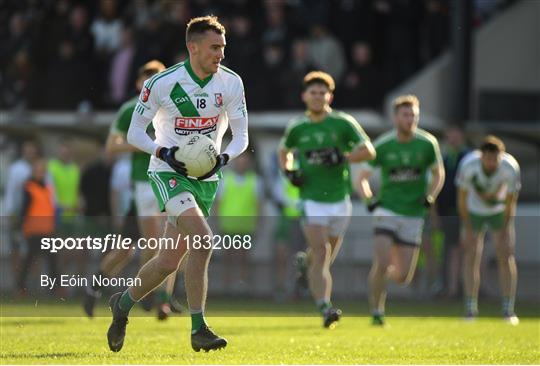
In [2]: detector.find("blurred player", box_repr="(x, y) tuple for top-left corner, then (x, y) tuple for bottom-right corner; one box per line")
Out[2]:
(83, 60), (179, 320)
(456, 136), (520, 324)
(278, 71), (375, 328)
(107, 15), (248, 352)
(356, 95), (444, 326)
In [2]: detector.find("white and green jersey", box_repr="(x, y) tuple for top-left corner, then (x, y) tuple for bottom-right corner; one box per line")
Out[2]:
(455, 150), (520, 215)
(133, 59), (247, 178)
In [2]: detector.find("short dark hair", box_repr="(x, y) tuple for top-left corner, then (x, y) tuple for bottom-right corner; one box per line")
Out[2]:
(302, 71), (335, 92)
(138, 60), (166, 80)
(480, 135), (505, 153)
(393, 94), (420, 113)
(186, 15), (226, 43)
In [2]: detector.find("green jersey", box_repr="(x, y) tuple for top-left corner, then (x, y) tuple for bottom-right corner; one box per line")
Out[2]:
(368, 128), (442, 217)
(282, 110), (370, 202)
(111, 97), (154, 182)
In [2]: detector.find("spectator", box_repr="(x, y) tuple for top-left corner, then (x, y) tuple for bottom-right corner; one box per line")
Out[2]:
(335, 42), (382, 109)
(281, 38), (316, 109)
(261, 3), (289, 46)
(133, 10), (166, 69)
(422, 0), (450, 63)
(307, 24), (346, 83)
(0, 12), (31, 70)
(109, 25), (137, 105)
(216, 152), (264, 295)
(4, 139), (40, 215)
(80, 154), (112, 217)
(224, 15), (258, 91)
(252, 42), (287, 109)
(17, 158), (57, 295)
(48, 140), (80, 220)
(329, 0), (374, 52)
(91, 0), (122, 106)
(373, 0), (422, 87)
(91, 0), (122, 55)
(4, 139), (41, 289)
(434, 125), (470, 299)
(162, 1), (191, 65)
(1, 49), (32, 109)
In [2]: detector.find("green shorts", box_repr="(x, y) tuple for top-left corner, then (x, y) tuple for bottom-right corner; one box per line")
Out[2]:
(147, 171), (218, 217)
(470, 212), (505, 232)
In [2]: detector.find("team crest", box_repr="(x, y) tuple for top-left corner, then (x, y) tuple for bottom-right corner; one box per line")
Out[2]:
(141, 87), (151, 102)
(168, 178), (177, 189)
(214, 93), (223, 107)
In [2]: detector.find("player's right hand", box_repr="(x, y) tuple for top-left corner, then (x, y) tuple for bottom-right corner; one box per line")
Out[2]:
(157, 146), (187, 176)
(366, 198), (379, 213)
(284, 169), (304, 187)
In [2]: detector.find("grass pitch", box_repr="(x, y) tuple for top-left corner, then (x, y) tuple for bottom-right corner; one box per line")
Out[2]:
(1, 299), (539, 364)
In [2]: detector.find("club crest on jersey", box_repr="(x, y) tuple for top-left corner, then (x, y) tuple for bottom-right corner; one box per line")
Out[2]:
(141, 87), (151, 102)
(214, 93), (223, 107)
(168, 178), (177, 189)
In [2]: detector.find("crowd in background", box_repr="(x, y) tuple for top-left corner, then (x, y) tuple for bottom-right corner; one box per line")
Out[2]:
(1, 0), (515, 112)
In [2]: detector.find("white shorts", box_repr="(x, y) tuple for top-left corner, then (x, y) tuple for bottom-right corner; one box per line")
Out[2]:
(302, 198), (352, 237)
(373, 207), (424, 246)
(134, 181), (160, 216)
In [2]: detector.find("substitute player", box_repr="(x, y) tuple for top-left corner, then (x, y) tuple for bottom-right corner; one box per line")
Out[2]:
(456, 136), (520, 324)
(83, 60), (179, 320)
(279, 71), (375, 328)
(356, 95), (444, 326)
(107, 16), (248, 353)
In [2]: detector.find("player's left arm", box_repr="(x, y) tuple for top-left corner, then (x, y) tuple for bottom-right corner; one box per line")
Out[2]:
(198, 78), (248, 180)
(425, 138), (445, 206)
(503, 158), (521, 229)
(342, 116), (376, 163)
(222, 77), (249, 160)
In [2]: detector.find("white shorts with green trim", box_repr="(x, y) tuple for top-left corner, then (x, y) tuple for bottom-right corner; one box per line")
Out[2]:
(302, 198), (352, 237)
(372, 207), (424, 246)
(134, 181), (160, 216)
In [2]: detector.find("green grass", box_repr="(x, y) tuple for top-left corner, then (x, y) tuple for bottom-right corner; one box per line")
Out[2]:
(1, 300), (539, 364)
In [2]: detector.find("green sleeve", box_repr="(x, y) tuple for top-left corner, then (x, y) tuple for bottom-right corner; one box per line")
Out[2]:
(428, 138), (443, 168)
(111, 104), (135, 135)
(281, 123), (298, 149)
(368, 144), (381, 167)
(341, 116), (370, 151)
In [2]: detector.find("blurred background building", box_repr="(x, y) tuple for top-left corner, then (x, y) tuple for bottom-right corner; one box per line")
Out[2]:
(0, 0), (538, 302)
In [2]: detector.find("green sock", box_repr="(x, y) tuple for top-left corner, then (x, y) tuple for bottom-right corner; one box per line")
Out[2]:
(118, 289), (136, 313)
(502, 297), (515, 315)
(158, 289), (170, 305)
(191, 311), (207, 332)
(316, 300), (331, 315)
(372, 310), (384, 317)
(465, 296), (478, 314)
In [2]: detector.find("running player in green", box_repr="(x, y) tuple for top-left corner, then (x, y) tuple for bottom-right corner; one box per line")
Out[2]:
(356, 95), (445, 326)
(107, 16), (248, 353)
(83, 60), (178, 320)
(279, 71), (376, 328)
